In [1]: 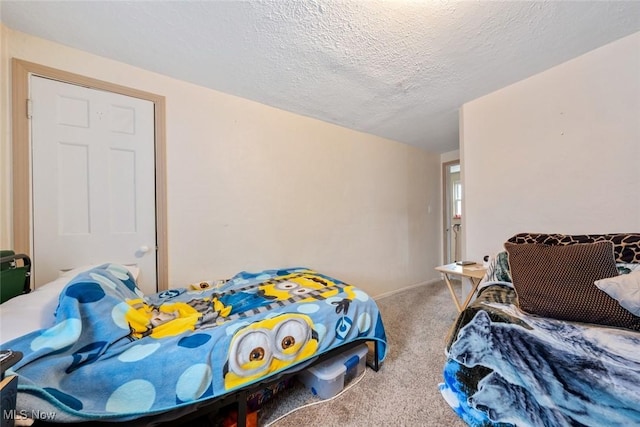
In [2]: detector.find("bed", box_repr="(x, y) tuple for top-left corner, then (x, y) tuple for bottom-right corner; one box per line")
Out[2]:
(0, 265), (387, 425)
(440, 233), (640, 427)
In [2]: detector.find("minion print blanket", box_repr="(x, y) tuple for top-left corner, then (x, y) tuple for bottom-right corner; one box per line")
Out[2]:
(4, 264), (387, 422)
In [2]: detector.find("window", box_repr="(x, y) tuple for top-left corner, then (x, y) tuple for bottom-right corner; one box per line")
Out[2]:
(453, 181), (462, 219)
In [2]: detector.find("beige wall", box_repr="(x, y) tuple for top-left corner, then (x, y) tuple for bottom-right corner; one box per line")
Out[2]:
(461, 31), (640, 261)
(0, 25), (442, 295)
(0, 25), (11, 249)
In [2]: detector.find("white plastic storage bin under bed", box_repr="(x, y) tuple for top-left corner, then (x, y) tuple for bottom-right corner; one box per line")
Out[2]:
(298, 343), (368, 399)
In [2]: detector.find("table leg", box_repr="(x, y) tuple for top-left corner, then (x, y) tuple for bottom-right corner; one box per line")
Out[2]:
(442, 274), (462, 312)
(460, 277), (481, 311)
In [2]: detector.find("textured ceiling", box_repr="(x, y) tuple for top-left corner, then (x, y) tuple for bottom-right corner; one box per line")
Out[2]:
(2, 1), (639, 153)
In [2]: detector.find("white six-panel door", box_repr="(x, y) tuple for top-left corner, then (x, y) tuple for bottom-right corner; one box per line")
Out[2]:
(31, 76), (157, 295)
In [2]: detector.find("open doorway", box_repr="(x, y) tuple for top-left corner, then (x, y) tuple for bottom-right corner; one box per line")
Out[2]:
(442, 160), (462, 264)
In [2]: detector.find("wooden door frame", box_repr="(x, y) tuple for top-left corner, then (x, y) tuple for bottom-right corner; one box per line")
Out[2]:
(11, 58), (169, 291)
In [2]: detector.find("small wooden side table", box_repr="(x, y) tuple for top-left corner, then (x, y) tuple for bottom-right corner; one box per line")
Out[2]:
(435, 263), (487, 312)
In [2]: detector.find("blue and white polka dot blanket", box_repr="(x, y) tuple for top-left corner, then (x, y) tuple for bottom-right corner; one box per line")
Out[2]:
(4, 264), (387, 422)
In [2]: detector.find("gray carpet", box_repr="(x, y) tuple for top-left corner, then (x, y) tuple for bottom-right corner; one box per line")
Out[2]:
(258, 280), (468, 427)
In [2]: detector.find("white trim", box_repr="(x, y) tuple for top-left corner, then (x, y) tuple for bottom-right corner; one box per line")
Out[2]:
(374, 278), (442, 301)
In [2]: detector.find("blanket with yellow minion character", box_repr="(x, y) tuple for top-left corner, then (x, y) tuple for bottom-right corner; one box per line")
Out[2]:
(3, 265), (387, 422)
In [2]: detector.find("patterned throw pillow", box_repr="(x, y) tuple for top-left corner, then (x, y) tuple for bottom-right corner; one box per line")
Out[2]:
(506, 233), (640, 264)
(505, 241), (640, 331)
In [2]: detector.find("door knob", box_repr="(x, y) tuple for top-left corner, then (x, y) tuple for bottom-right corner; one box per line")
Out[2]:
(135, 245), (150, 258)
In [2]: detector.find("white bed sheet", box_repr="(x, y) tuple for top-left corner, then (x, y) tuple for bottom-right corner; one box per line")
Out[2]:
(0, 264), (139, 345)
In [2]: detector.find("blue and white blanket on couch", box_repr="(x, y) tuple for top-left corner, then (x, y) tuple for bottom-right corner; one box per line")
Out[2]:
(440, 284), (640, 427)
(3, 264), (387, 422)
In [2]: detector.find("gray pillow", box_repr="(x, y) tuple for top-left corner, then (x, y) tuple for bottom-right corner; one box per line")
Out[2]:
(595, 271), (640, 317)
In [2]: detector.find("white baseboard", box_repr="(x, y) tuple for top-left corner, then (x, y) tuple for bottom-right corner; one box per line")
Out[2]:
(374, 277), (442, 301)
